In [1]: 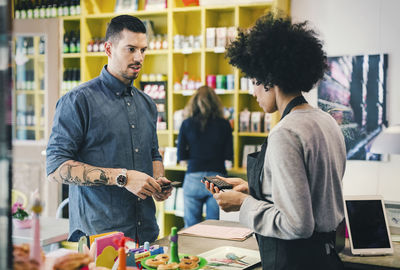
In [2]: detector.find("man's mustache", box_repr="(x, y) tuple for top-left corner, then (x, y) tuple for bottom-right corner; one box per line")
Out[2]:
(128, 63), (142, 68)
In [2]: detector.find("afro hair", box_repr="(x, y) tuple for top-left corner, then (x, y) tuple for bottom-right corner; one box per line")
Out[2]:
(226, 12), (327, 94)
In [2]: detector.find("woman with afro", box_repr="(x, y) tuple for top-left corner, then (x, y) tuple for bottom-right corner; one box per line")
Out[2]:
(204, 12), (346, 270)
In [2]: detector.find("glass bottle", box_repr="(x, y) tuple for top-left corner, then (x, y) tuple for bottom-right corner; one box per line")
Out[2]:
(15, 0), (21, 19)
(33, 0), (40, 18)
(63, 32), (70, 53)
(169, 227), (180, 263)
(69, 0), (76, 16)
(27, 0), (34, 18)
(76, 31), (80, 53)
(62, 0), (69, 16)
(75, 0), (80, 15)
(57, 0), (63, 16)
(46, 0), (52, 18)
(20, 0), (27, 19)
(69, 31), (76, 53)
(39, 0), (46, 18)
(51, 0), (57, 17)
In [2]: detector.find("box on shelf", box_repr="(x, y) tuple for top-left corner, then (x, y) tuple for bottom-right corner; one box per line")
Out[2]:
(251, 111), (263, 132)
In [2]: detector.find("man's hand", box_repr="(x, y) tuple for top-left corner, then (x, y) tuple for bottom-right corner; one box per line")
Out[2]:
(203, 175), (249, 194)
(153, 176), (172, 201)
(213, 190), (248, 212)
(125, 170), (161, 199)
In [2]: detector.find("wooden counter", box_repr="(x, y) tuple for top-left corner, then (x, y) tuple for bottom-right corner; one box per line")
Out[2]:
(155, 220), (400, 270)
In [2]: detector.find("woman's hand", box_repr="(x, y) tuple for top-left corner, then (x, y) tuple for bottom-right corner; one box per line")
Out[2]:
(202, 175), (249, 194)
(214, 190), (248, 212)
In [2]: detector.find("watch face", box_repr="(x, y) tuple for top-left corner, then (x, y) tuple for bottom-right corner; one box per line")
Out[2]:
(116, 174), (127, 187)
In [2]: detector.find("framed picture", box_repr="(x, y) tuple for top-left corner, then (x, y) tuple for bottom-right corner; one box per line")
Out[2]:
(114, 0), (138, 13)
(318, 54), (388, 161)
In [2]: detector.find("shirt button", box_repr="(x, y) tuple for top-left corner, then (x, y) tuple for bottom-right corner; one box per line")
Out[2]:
(127, 102), (131, 106)
(135, 148), (139, 152)
(138, 221), (141, 226)
(116, 92), (120, 96)
(131, 124), (135, 128)
(138, 198), (141, 202)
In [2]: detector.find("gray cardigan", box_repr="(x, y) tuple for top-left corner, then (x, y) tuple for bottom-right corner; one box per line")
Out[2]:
(240, 108), (346, 240)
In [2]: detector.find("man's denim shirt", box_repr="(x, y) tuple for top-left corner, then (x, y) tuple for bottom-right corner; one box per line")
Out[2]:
(46, 65), (162, 243)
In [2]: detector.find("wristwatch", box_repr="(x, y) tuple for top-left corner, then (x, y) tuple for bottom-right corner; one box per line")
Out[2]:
(116, 169), (128, 187)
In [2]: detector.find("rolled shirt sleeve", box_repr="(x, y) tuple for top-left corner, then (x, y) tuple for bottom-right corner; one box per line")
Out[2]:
(46, 93), (87, 175)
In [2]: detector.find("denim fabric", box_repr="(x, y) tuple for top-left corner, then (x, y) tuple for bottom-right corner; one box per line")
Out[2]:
(46, 65), (162, 243)
(183, 171), (220, 227)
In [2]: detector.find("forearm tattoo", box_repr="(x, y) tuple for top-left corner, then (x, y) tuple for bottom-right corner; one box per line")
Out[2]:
(51, 162), (110, 186)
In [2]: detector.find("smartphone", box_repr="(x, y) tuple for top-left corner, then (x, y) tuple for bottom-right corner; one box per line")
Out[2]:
(203, 176), (233, 190)
(161, 181), (181, 191)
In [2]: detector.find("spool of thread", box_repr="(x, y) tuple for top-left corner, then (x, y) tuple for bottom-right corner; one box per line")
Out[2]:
(216, 75), (227, 89)
(206, 75), (216, 89)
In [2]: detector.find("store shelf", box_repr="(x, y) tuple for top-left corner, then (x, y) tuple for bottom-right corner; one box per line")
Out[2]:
(62, 53), (81, 58)
(239, 132), (268, 137)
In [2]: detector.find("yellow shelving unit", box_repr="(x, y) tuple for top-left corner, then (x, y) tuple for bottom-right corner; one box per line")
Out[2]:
(56, 0), (288, 236)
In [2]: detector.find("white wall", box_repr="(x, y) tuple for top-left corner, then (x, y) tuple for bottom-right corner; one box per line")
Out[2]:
(291, 0), (400, 201)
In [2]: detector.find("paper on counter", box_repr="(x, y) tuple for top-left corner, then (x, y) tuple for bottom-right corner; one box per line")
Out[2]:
(178, 224), (253, 241)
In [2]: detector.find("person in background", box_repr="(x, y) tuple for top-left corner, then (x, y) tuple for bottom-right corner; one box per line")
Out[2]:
(204, 12), (346, 269)
(177, 85), (233, 227)
(46, 15), (171, 244)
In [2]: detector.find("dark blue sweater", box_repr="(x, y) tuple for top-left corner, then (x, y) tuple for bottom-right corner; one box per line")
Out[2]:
(177, 117), (233, 175)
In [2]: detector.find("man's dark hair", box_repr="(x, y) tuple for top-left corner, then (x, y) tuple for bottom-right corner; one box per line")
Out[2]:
(105, 15), (146, 43)
(226, 12), (327, 94)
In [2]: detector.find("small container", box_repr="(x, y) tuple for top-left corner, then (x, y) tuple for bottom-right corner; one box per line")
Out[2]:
(240, 77), (248, 91)
(206, 75), (216, 89)
(216, 74), (226, 89)
(226, 74), (234, 90)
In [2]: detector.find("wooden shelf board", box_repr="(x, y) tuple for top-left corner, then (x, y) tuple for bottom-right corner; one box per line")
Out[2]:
(62, 53), (81, 58)
(238, 132), (268, 137)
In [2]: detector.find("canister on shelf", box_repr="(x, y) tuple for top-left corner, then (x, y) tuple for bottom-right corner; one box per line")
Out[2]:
(216, 74), (226, 89)
(206, 74), (216, 89)
(226, 74), (234, 90)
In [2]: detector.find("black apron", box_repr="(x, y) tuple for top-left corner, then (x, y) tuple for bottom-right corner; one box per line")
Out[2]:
(246, 96), (344, 270)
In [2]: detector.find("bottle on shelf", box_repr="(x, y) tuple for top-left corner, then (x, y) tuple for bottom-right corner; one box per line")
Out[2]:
(63, 32), (70, 53)
(69, 31), (77, 53)
(93, 38), (99, 52)
(76, 31), (80, 53)
(51, 0), (58, 17)
(20, 0), (27, 19)
(46, 0), (52, 18)
(75, 0), (80, 15)
(62, 0), (69, 16)
(39, 36), (45, 54)
(15, 0), (21, 19)
(33, 0), (40, 18)
(27, 0), (34, 18)
(69, 0), (76, 16)
(39, 0), (46, 18)
(62, 69), (67, 91)
(57, 0), (63, 16)
(169, 227), (180, 263)
(87, 39), (94, 53)
(26, 105), (35, 126)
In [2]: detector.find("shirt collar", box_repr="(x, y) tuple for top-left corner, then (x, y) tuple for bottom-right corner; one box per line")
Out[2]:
(100, 65), (134, 97)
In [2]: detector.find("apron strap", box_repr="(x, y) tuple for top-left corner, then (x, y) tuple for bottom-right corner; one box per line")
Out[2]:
(281, 95), (308, 120)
